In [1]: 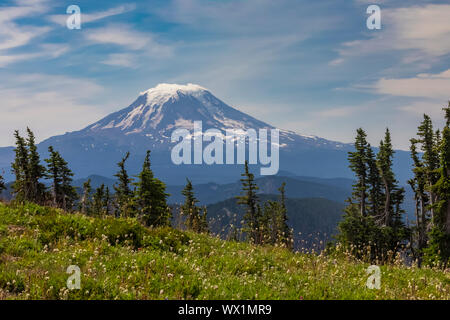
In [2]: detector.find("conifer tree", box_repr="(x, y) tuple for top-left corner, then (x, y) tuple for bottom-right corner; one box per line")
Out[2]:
(181, 178), (201, 231)
(198, 206), (209, 233)
(114, 152), (135, 217)
(408, 140), (430, 264)
(11, 130), (30, 202)
(180, 178), (208, 232)
(425, 103), (450, 266)
(377, 128), (404, 227)
(93, 184), (105, 217)
(80, 179), (92, 215)
(348, 128), (369, 216)
(0, 173), (5, 196)
(59, 155), (77, 211)
(103, 186), (111, 216)
(45, 146), (62, 207)
(339, 128), (407, 262)
(45, 146), (76, 210)
(11, 129), (46, 204)
(408, 113), (443, 265)
(26, 128), (46, 204)
(367, 146), (383, 219)
(261, 200), (279, 245)
(133, 150), (169, 226)
(236, 161), (261, 244)
(415, 115), (440, 221)
(277, 182), (292, 247)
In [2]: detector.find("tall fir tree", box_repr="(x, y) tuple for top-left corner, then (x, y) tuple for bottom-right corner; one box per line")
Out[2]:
(377, 128), (404, 227)
(11, 129), (46, 204)
(415, 115), (440, 222)
(59, 154), (77, 211)
(113, 152), (135, 217)
(45, 146), (62, 207)
(180, 179), (208, 233)
(11, 130), (30, 202)
(236, 161), (261, 244)
(338, 128), (407, 262)
(103, 186), (111, 216)
(45, 146), (77, 210)
(277, 182), (292, 248)
(408, 140), (430, 264)
(261, 200), (279, 244)
(92, 184), (105, 217)
(348, 128), (369, 216)
(181, 178), (200, 231)
(133, 150), (170, 227)
(80, 179), (92, 215)
(0, 173), (5, 196)
(425, 103), (450, 266)
(367, 145), (383, 219)
(26, 128), (46, 204)
(199, 206), (209, 234)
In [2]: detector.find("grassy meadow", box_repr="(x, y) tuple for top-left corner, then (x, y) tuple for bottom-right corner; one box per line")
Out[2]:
(0, 202), (449, 300)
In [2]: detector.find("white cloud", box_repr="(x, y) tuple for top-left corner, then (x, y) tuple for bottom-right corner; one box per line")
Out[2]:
(85, 24), (173, 60)
(0, 52), (40, 67)
(47, 4), (136, 26)
(0, 1), (64, 67)
(159, 0), (339, 38)
(370, 69), (450, 100)
(85, 25), (149, 50)
(397, 101), (447, 118)
(332, 4), (450, 65)
(0, 43), (69, 67)
(0, 74), (107, 146)
(0, 3), (51, 52)
(313, 106), (367, 118)
(102, 53), (137, 68)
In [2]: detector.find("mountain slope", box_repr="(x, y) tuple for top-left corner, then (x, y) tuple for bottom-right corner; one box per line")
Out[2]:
(167, 175), (352, 205)
(0, 83), (413, 184)
(206, 195), (345, 247)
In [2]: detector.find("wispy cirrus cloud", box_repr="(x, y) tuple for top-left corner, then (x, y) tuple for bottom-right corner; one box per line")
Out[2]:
(0, 0), (56, 67)
(101, 53), (137, 68)
(0, 3), (51, 52)
(0, 43), (69, 67)
(0, 73), (108, 145)
(85, 24), (173, 67)
(85, 24), (151, 50)
(47, 3), (136, 26)
(368, 69), (450, 100)
(313, 106), (368, 118)
(331, 4), (450, 65)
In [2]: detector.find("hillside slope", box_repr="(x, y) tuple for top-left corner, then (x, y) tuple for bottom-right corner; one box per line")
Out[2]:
(0, 202), (448, 300)
(206, 195), (344, 247)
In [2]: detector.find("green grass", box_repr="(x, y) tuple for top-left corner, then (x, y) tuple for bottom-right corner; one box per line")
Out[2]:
(0, 202), (449, 300)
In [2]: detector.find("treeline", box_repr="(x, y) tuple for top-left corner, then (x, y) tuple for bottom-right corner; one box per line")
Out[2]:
(337, 103), (450, 267)
(5, 129), (172, 228)
(236, 161), (292, 248)
(0, 130), (291, 246)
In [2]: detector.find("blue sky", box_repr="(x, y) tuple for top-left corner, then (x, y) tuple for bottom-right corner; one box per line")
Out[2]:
(0, 0), (449, 149)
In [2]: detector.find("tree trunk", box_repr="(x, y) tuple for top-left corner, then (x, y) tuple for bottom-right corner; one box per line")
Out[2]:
(360, 179), (366, 216)
(383, 177), (390, 226)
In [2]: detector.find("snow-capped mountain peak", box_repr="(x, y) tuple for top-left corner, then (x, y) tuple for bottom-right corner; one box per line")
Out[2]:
(86, 83), (273, 140)
(74, 82), (352, 157)
(0, 82), (383, 184)
(140, 83), (207, 96)
(138, 83), (208, 106)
